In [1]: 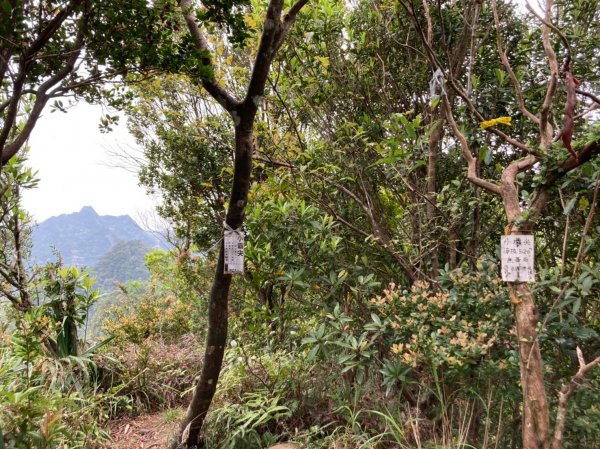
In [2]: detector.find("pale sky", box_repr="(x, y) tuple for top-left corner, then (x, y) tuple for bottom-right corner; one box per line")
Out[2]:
(21, 102), (158, 225)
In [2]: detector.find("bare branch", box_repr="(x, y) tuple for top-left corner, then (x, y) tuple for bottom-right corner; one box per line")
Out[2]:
(532, 0), (560, 148)
(552, 349), (600, 449)
(525, 1), (570, 54)
(492, 0), (539, 124)
(442, 95), (502, 196)
(576, 89), (600, 105)
(445, 76), (541, 157)
(501, 155), (537, 223)
(179, 0), (242, 112)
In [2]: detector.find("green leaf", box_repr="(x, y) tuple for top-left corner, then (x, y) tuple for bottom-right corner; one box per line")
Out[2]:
(371, 313), (382, 326)
(572, 297), (581, 315)
(478, 146), (492, 165)
(429, 95), (440, 109)
(580, 276), (593, 295)
(316, 56), (330, 68)
(572, 327), (598, 340)
(83, 336), (115, 356)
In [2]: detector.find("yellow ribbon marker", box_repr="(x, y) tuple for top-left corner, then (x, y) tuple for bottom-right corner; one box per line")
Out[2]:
(480, 116), (512, 129)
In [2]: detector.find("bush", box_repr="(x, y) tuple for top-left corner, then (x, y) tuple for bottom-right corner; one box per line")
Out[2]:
(0, 308), (112, 449)
(98, 334), (202, 413)
(101, 292), (194, 346)
(204, 348), (333, 449)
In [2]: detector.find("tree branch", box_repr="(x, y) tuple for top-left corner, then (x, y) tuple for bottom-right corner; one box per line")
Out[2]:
(552, 348), (600, 449)
(530, 139), (600, 218)
(2, 14), (88, 165)
(492, 0), (539, 124)
(576, 89), (600, 105)
(533, 0), (560, 148)
(271, 0), (310, 55)
(442, 95), (503, 196)
(255, 155), (421, 282)
(179, 0), (242, 113)
(400, 0), (540, 157)
(501, 155), (537, 223)
(244, 0), (285, 108)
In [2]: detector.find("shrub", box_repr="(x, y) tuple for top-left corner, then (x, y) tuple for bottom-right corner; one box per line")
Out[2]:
(0, 308), (111, 449)
(98, 334), (202, 413)
(101, 292), (194, 346)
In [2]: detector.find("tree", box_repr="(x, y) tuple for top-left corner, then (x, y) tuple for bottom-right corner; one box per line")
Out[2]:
(122, 74), (234, 252)
(401, 1), (600, 448)
(0, 153), (37, 311)
(0, 0), (92, 166)
(0, 0), (200, 168)
(169, 1), (310, 447)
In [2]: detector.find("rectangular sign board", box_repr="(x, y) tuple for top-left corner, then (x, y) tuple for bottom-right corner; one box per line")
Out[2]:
(501, 235), (535, 282)
(224, 229), (244, 274)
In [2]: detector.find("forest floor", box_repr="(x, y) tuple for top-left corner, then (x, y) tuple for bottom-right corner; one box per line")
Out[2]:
(108, 408), (183, 449)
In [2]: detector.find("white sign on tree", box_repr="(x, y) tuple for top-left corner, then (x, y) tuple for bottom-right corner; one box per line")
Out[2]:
(224, 228), (244, 275)
(501, 235), (535, 282)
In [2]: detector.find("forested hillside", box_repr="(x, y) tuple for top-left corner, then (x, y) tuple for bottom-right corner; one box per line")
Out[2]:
(30, 206), (166, 267)
(92, 240), (153, 291)
(1, 1), (599, 449)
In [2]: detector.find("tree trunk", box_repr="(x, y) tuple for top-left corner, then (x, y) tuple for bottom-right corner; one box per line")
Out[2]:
(174, 126), (254, 449)
(174, 2), (308, 445)
(426, 116), (443, 277)
(509, 280), (550, 449)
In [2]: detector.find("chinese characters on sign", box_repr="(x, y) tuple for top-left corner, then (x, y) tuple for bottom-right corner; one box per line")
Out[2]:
(501, 235), (535, 282)
(224, 228), (244, 274)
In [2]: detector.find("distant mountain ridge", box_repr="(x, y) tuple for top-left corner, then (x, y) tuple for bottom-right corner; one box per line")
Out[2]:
(92, 240), (153, 291)
(30, 206), (167, 268)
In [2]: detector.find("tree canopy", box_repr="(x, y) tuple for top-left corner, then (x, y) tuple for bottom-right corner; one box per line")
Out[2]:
(1, 1), (600, 449)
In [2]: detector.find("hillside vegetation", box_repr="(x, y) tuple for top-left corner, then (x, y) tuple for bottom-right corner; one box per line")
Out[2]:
(1, 1), (599, 449)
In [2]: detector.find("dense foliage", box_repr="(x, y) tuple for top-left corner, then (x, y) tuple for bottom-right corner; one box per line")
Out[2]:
(1, 0), (599, 448)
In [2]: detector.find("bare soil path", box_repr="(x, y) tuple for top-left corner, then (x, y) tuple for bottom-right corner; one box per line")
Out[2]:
(108, 409), (183, 449)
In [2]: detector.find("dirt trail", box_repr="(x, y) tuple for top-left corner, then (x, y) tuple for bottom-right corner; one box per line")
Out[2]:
(108, 410), (181, 449)
(108, 411), (302, 449)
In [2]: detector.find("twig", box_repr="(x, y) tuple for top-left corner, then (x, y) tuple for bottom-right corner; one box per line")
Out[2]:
(576, 89), (600, 105)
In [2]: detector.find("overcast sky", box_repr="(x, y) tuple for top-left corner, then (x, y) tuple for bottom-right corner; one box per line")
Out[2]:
(21, 102), (158, 226)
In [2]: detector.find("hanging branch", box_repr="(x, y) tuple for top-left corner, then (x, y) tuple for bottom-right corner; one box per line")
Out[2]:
(441, 95), (503, 196)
